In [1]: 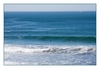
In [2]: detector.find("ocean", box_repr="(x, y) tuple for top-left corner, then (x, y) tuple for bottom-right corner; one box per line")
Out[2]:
(4, 12), (96, 65)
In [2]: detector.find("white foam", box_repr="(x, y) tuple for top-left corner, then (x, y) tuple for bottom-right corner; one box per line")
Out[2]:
(4, 61), (30, 65)
(4, 44), (96, 54)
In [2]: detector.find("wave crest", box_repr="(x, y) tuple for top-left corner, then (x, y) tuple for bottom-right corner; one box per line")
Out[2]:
(5, 45), (96, 55)
(5, 36), (96, 43)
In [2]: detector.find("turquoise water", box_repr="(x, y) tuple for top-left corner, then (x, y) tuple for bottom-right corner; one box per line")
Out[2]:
(4, 12), (96, 65)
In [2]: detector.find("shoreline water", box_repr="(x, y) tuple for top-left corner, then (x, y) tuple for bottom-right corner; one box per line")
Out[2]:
(4, 44), (96, 65)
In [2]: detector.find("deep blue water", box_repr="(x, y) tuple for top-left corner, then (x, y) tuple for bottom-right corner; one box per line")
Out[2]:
(4, 12), (96, 65)
(4, 12), (96, 45)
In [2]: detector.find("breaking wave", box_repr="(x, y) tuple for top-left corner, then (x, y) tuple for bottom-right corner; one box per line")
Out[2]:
(5, 44), (96, 55)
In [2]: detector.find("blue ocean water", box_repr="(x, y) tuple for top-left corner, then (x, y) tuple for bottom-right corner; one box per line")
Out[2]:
(4, 12), (96, 65)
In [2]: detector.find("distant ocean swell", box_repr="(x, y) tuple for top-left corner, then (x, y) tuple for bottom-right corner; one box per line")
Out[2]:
(5, 36), (96, 42)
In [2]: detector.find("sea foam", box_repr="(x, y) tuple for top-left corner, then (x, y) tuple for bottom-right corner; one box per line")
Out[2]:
(4, 44), (96, 55)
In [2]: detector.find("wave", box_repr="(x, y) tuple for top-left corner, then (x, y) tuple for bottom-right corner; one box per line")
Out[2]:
(5, 44), (96, 55)
(5, 36), (96, 42)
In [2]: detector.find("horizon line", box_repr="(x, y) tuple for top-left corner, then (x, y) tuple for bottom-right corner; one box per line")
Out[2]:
(4, 11), (96, 12)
